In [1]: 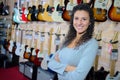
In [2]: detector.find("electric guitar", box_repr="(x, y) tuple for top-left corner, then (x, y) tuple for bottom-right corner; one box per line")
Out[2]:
(108, 0), (120, 22)
(65, 0), (77, 21)
(41, 27), (54, 70)
(23, 29), (33, 60)
(37, 0), (45, 21)
(62, 0), (70, 21)
(52, 0), (65, 22)
(13, 1), (26, 23)
(92, 0), (108, 22)
(42, 0), (54, 22)
(105, 25), (120, 80)
(2, 0), (9, 16)
(33, 25), (46, 66)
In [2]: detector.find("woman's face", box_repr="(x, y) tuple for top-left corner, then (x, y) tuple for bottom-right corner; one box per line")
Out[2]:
(73, 10), (90, 34)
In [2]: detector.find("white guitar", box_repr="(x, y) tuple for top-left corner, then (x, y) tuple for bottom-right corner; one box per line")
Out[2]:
(52, 0), (65, 22)
(13, 0), (26, 23)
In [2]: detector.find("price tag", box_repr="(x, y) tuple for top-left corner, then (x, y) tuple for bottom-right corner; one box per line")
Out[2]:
(40, 34), (45, 42)
(94, 0), (108, 9)
(55, 37), (60, 45)
(114, 0), (120, 7)
(97, 46), (102, 55)
(110, 50), (118, 60)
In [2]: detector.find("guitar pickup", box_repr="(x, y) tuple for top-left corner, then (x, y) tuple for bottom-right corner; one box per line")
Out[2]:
(110, 40), (118, 44)
(47, 5), (54, 13)
(56, 4), (65, 12)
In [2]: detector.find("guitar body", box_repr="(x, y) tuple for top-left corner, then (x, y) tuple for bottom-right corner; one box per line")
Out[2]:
(13, 8), (26, 23)
(93, 8), (107, 22)
(31, 5), (38, 21)
(37, 5), (45, 21)
(105, 72), (120, 80)
(42, 3), (53, 22)
(108, 0), (120, 22)
(92, 0), (108, 22)
(33, 49), (43, 66)
(27, 7), (32, 21)
(15, 42), (21, 56)
(29, 49), (36, 62)
(52, 1), (64, 22)
(19, 44), (25, 58)
(21, 7), (28, 22)
(23, 46), (31, 59)
(8, 40), (14, 52)
(62, 0), (70, 21)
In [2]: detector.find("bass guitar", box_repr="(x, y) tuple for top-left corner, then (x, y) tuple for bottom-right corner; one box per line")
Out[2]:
(108, 0), (120, 22)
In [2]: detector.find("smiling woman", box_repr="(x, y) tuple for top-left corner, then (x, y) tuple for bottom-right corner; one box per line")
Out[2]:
(48, 3), (98, 80)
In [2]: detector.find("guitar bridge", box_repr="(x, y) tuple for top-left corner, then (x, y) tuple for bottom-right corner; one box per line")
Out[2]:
(47, 5), (54, 13)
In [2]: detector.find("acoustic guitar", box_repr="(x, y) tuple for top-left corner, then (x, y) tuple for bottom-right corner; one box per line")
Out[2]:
(92, 0), (108, 22)
(52, 0), (65, 22)
(105, 27), (120, 80)
(108, 0), (120, 22)
(42, 0), (54, 22)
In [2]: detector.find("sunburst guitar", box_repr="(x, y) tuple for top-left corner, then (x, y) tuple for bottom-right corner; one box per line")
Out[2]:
(92, 0), (108, 22)
(108, 0), (120, 22)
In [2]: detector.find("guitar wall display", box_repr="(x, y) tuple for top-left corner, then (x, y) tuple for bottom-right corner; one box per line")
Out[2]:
(108, 0), (120, 22)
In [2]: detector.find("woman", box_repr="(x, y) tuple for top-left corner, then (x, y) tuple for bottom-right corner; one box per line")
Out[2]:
(48, 3), (98, 80)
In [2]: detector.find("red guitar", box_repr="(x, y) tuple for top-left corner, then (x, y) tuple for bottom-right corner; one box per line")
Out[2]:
(108, 0), (120, 22)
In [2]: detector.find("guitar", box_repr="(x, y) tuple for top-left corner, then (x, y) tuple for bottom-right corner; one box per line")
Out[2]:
(108, 0), (120, 22)
(23, 28), (33, 60)
(41, 27), (54, 70)
(52, 0), (65, 22)
(8, 25), (16, 53)
(33, 25), (46, 66)
(21, 0), (29, 22)
(92, 0), (108, 22)
(13, 1), (26, 23)
(37, 0), (45, 21)
(42, 0), (54, 22)
(105, 26), (120, 80)
(2, 0), (9, 16)
(94, 30), (102, 71)
(62, 0), (71, 21)
(0, 1), (4, 15)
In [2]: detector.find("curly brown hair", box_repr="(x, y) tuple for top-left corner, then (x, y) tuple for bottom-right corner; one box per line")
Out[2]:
(62, 3), (95, 48)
